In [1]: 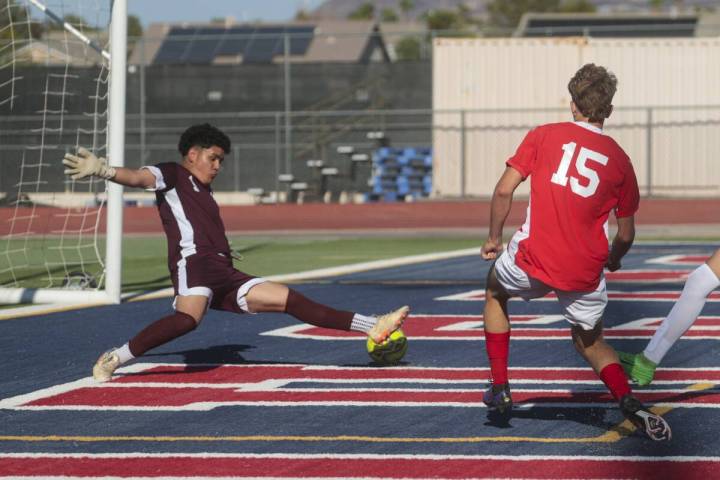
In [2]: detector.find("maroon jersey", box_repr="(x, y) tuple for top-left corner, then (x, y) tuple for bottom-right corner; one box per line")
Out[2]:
(508, 122), (640, 292)
(143, 163), (231, 268)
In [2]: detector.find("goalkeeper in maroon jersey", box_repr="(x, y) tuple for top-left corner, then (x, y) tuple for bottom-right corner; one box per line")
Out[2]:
(62, 123), (408, 381)
(480, 64), (671, 441)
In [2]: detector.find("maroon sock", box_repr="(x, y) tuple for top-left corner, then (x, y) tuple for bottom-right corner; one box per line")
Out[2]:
(284, 289), (354, 330)
(128, 311), (197, 357)
(599, 363), (632, 401)
(485, 331), (510, 385)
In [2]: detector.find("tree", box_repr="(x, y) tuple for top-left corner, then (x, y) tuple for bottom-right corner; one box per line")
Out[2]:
(295, 9), (312, 21)
(487, 0), (560, 29)
(382, 7), (399, 22)
(0, 0), (38, 41)
(127, 14), (143, 39)
(399, 0), (415, 21)
(394, 35), (421, 60)
(424, 9), (462, 31)
(348, 2), (374, 20)
(559, 0), (596, 13)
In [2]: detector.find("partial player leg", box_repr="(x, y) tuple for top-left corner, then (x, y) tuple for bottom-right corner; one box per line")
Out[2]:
(620, 250), (720, 385)
(483, 265), (513, 411)
(571, 323), (671, 440)
(244, 281), (409, 343)
(93, 295), (207, 382)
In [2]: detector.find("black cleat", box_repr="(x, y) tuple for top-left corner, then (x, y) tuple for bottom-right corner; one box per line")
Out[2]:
(483, 383), (513, 414)
(620, 394), (672, 441)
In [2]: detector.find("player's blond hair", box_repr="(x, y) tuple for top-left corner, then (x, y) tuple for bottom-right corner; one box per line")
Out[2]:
(568, 64), (617, 122)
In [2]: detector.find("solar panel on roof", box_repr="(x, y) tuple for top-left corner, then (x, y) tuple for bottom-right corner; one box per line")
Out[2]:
(243, 26), (283, 63)
(152, 24), (317, 64)
(154, 29), (194, 64)
(215, 26), (253, 57)
(286, 26), (314, 55)
(183, 27), (223, 63)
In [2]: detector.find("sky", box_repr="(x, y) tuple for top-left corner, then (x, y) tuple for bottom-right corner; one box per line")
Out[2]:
(126, 0), (326, 27)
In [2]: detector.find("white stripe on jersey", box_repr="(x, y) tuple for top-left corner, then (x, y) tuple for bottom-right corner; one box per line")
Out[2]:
(165, 188), (197, 259)
(140, 165), (166, 191)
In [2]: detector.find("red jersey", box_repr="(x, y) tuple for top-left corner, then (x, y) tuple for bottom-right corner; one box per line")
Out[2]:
(508, 122), (639, 292)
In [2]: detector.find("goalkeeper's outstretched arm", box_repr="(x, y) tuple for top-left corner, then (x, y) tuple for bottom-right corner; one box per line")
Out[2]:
(63, 147), (155, 189)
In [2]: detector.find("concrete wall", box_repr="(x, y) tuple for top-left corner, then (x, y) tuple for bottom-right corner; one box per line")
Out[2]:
(432, 37), (720, 197)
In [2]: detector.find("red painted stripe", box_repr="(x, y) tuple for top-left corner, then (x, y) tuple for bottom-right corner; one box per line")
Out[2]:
(606, 270), (690, 281)
(0, 456), (717, 479)
(24, 386), (720, 408)
(455, 291), (720, 301)
(113, 365), (720, 384)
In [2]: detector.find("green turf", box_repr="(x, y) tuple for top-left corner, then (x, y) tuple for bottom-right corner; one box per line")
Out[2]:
(123, 235), (481, 292)
(0, 235), (481, 293)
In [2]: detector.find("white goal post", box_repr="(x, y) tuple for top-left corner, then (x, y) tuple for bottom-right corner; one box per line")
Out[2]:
(0, 0), (126, 304)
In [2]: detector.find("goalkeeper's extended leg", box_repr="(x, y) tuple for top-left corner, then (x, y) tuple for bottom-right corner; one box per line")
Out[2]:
(246, 282), (409, 343)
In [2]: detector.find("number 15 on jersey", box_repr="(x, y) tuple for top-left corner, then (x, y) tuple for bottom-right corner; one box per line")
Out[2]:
(551, 142), (609, 198)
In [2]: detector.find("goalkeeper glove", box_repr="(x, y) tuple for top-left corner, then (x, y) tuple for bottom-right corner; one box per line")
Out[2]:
(62, 147), (116, 180)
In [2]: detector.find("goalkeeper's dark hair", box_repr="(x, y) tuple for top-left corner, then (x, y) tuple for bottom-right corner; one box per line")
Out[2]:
(178, 123), (231, 156)
(568, 63), (617, 123)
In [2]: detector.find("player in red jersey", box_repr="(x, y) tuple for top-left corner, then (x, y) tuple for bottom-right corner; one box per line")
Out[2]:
(619, 248), (720, 385)
(480, 64), (671, 441)
(62, 123), (408, 381)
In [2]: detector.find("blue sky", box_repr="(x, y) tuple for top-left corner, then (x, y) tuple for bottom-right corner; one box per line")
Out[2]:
(127, 0), (326, 26)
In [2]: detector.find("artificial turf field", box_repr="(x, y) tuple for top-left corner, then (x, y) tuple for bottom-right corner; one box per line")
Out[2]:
(1, 240), (719, 478)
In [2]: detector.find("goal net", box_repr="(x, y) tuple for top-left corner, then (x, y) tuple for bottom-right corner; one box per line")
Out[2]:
(0, 0), (124, 304)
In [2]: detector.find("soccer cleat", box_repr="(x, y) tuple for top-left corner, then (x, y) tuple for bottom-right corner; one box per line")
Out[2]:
(619, 394), (672, 441)
(618, 351), (657, 386)
(92, 349), (120, 382)
(369, 305), (410, 344)
(483, 383), (513, 414)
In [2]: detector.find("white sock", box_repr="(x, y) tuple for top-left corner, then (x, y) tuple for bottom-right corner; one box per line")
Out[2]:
(113, 343), (135, 364)
(350, 313), (376, 333)
(644, 263), (720, 364)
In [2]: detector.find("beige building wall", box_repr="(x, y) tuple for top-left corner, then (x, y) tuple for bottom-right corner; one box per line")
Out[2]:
(433, 37), (720, 197)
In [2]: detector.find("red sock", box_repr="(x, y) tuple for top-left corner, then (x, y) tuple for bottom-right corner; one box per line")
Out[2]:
(128, 311), (197, 357)
(599, 363), (632, 401)
(485, 331), (510, 385)
(285, 289), (354, 330)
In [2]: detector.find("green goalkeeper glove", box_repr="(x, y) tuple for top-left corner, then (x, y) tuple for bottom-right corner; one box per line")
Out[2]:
(62, 147), (116, 180)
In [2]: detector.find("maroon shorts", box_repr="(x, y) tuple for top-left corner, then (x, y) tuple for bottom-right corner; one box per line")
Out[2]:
(170, 252), (266, 314)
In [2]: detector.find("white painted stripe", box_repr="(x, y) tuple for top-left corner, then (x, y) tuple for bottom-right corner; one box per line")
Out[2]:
(1, 452), (718, 461)
(116, 362), (720, 372)
(0, 378), (97, 409)
(10, 401), (720, 412)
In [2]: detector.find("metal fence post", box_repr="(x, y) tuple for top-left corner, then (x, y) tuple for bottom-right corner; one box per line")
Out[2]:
(275, 112), (281, 204)
(283, 32), (292, 175)
(233, 148), (240, 191)
(136, 35), (147, 166)
(460, 109), (466, 198)
(646, 107), (653, 197)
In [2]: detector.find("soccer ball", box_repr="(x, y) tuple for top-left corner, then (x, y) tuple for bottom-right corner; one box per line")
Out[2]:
(367, 329), (408, 365)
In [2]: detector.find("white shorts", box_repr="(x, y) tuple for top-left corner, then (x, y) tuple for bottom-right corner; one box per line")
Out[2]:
(493, 232), (608, 330)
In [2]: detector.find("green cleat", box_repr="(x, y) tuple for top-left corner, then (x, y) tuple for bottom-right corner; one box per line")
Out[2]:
(618, 351), (657, 386)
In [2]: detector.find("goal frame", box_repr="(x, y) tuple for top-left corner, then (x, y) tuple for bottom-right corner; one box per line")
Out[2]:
(0, 0), (126, 304)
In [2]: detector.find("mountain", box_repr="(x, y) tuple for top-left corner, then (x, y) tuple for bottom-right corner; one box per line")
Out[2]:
(311, 0), (488, 21)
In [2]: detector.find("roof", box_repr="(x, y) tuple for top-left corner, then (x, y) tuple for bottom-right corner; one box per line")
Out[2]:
(13, 31), (108, 66)
(515, 12), (699, 38)
(128, 21), (391, 66)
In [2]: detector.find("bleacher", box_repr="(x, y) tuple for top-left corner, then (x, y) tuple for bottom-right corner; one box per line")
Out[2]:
(368, 146), (432, 202)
